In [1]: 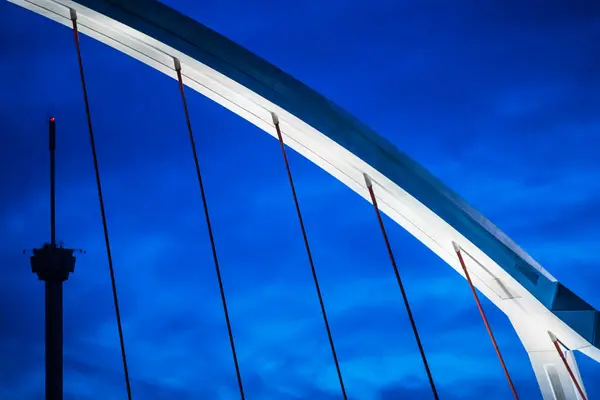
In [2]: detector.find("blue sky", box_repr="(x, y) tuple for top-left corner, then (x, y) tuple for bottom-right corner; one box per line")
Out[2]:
(1, 0), (599, 399)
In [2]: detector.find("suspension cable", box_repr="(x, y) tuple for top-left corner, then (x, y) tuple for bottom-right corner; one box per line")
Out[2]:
(549, 332), (587, 400)
(174, 59), (246, 399)
(70, 10), (133, 400)
(363, 174), (439, 400)
(452, 242), (519, 399)
(271, 113), (348, 399)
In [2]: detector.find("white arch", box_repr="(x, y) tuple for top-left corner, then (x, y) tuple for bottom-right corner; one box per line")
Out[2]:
(7, 1), (598, 398)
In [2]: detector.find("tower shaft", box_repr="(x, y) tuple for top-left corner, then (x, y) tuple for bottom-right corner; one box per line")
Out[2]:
(29, 117), (76, 400)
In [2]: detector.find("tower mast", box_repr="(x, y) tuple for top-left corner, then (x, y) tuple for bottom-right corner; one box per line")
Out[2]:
(29, 117), (77, 400)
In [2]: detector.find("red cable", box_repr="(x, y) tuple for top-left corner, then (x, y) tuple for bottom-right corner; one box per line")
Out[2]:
(364, 175), (439, 400)
(551, 335), (587, 400)
(70, 10), (133, 400)
(175, 59), (246, 399)
(453, 244), (519, 399)
(271, 113), (348, 400)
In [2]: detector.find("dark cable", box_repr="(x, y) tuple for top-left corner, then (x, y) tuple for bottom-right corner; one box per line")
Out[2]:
(271, 113), (348, 400)
(174, 59), (246, 400)
(70, 10), (133, 400)
(550, 333), (587, 400)
(364, 174), (440, 400)
(453, 242), (519, 400)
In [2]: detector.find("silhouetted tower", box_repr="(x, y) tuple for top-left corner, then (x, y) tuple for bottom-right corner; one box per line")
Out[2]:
(29, 117), (76, 400)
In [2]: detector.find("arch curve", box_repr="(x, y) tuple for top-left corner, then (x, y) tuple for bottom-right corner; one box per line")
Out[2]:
(7, 0), (599, 397)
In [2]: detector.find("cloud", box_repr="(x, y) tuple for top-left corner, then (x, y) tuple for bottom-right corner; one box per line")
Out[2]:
(1, 0), (599, 399)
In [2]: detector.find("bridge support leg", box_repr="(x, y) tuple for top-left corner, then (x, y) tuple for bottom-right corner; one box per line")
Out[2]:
(510, 319), (587, 400)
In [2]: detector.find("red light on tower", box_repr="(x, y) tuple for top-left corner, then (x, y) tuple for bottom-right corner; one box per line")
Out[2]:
(50, 117), (55, 122)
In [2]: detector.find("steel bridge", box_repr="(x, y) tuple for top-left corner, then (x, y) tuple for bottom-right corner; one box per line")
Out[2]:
(6, 0), (599, 399)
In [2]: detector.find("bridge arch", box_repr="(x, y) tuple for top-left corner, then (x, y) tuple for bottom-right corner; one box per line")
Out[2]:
(7, 0), (599, 398)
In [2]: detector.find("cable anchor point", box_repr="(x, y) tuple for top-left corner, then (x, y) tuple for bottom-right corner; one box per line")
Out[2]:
(173, 57), (182, 72)
(363, 173), (373, 188)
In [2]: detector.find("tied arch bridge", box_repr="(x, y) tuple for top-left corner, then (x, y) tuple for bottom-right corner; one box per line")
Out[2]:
(6, 0), (599, 399)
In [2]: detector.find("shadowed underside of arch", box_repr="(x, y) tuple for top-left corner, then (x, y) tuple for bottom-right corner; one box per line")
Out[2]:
(7, 0), (599, 397)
